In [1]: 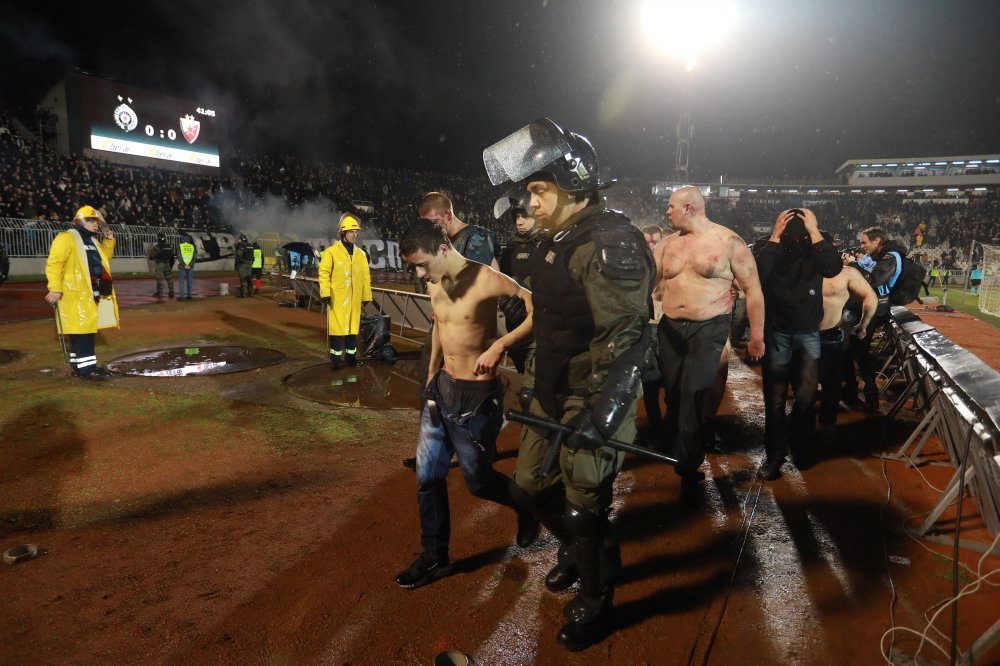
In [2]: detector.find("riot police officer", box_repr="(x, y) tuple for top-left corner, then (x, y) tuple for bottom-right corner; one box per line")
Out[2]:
(483, 118), (656, 651)
(151, 232), (175, 298)
(234, 233), (255, 297)
(495, 189), (541, 374)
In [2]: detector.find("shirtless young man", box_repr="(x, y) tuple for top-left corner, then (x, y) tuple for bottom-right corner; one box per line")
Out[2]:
(394, 218), (537, 589)
(818, 257), (877, 443)
(653, 186), (765, 480)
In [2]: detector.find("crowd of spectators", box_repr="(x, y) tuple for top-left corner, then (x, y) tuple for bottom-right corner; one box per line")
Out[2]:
(3, 106), (999, 264)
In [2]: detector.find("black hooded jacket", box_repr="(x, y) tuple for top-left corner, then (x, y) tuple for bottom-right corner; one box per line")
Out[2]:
(755, 238), (842, 333)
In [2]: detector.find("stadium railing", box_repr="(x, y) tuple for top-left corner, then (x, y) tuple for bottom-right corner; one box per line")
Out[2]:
(880, 306), (1000, 663)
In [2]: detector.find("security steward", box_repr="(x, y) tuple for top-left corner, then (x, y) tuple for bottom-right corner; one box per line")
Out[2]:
(319, 213), (372, 369)
(234, 233), (255, 297)
(44, 205), (120, 378)
(251, 241), (264, 293)
(151, 232), (175, 298)
(483, 118), (656, 652)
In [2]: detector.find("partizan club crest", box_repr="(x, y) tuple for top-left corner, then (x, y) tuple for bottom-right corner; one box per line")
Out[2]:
(180, 114), (200, 144)
(113, 96), (137, 132)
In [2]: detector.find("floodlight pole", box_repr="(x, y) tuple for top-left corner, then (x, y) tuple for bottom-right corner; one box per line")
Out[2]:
(674, 65), (693, 182)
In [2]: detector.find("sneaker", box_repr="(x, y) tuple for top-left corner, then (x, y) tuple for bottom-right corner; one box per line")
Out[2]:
(394, 552), (452, 589)
(758, 456), (785, 481)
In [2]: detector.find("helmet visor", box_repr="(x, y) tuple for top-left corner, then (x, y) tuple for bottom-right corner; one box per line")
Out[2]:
(492, 189), (530, 220)
(482, 118), (570, 186)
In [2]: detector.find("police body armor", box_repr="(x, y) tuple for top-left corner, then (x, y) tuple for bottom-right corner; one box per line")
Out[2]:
(530, 210), (636, 419)
(154, 241), (174, 264)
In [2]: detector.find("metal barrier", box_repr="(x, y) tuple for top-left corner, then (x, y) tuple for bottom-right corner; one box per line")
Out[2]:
(279, 277), (431, 345)
(1, 217), (166, 259)
(880, 306), (1000, 664)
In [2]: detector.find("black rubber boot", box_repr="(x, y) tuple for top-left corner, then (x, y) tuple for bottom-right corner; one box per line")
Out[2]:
(330, 355), (342, 370)
(556, 534), (613, 650)
(556, 505), (614, 651)
(345, 353), (357, 367)
(546, 543), (578, 592)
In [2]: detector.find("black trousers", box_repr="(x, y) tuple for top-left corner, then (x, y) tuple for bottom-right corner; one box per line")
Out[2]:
(657, 313), (731, 474)
(68, 333), (97, 375)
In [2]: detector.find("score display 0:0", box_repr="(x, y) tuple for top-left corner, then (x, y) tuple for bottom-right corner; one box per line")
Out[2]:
(145, 125), (176, 140)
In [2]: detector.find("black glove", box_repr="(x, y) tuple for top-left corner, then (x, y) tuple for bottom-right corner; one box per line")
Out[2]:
(566, 410), (606, 451)
(322, 296), (331, 307)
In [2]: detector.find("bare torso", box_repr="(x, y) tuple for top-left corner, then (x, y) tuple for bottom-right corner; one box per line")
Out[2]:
(429, 263), (500, 381)
(820, 267), (850, 331)
(657, 223), (738, 321)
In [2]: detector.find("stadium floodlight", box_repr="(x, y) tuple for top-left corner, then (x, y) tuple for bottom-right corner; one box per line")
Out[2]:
(642, 0), (737, 70)
(987, 159), (999, 164)
(642, 0), (737, 180)
(974, 187), (987, 191)
(947, 188), (959, 192)
(935, 162), (948, 165)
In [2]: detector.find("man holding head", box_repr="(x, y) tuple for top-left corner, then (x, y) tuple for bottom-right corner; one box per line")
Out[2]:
(754, 208), (842, 480)
(652, 186), (765, 481)
(484, 118), (656, 651)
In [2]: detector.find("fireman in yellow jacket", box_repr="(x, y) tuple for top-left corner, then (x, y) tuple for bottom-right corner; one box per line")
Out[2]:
(44, 205), (120, 379)
(319, 213), (372, 369)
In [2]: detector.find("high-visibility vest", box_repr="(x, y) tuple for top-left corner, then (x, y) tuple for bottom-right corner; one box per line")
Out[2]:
(179, 242), (195, 266)
(252, 248), (263, 268)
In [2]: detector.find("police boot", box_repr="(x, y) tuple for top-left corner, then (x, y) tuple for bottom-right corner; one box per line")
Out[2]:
(556, 506), (613, 652)
(345, 352), (357, 367)
(546, 543), (578, 592)
(330, 355), (342, 370)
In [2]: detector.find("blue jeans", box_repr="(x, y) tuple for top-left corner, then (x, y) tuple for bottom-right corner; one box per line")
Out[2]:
(762, 329), (821, 459)
(177, 267), (194, 298)
(415, 373), (516, 558)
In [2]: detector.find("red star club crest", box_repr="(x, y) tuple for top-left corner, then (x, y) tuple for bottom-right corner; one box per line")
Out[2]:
(180, 115), (200, 144)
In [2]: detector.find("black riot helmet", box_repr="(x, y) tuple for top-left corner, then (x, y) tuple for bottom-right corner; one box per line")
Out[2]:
(492, 187), (531, 221)
(157, 232), (166, 243)
(483, 118), (614, 194)
(239, 233), (248, 242)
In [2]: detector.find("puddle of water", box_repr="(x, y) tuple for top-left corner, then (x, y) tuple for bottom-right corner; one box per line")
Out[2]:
(107, 346), (286, 377)
(283, 352), (423, 409)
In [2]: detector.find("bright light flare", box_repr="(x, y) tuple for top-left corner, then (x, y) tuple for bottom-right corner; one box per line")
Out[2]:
(642, 0), (738, 69)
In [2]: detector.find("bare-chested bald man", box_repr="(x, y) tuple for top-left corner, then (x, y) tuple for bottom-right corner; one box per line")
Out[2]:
(653, 186), (765, 481)
(818, 257), (877, 444)
(394, 218), (538, 590)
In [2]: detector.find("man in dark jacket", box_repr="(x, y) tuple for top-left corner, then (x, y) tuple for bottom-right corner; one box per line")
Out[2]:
(754, 209), (842, 480)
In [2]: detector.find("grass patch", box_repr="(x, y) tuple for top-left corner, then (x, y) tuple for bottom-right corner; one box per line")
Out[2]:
(922, 286), (1000, 328)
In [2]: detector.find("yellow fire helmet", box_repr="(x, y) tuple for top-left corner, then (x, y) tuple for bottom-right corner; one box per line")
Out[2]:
(74, 205), (106, 224)
(339, 213), (361, 233)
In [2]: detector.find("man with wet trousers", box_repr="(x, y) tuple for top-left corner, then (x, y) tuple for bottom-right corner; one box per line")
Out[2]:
(483, 118), (656, 651)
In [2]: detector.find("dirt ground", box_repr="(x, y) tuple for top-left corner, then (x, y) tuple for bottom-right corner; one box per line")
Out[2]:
(1, 279), (999, 665)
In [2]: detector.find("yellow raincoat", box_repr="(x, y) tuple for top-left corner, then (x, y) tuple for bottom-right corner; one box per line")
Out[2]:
(318, 240), (371, 335)
(45, 230), (120, 333)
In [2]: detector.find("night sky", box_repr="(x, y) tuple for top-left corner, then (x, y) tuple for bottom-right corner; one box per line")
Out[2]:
(3, 0), (998, 181)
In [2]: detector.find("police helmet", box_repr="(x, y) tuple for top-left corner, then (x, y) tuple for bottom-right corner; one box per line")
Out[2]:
(339, 214), (361, 233)
(492, 188), (530, 221)
(239, 233), (248, 242)
(483, 118), (613, 194)
(157, 233), (166, 243)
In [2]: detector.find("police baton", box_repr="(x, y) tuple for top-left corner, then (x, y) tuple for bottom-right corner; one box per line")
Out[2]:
(506, 410), (678, 474)
(52, 302), (72, 375)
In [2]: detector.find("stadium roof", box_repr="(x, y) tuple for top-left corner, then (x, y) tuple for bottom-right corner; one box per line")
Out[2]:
(836, 154), (1000, 175)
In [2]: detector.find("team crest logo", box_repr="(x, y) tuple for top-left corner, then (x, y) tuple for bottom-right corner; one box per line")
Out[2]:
(113, 96), (137, 132)
(180, 114), (200, 144)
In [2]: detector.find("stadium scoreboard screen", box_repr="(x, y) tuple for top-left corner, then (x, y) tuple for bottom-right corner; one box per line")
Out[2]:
(72, 72), (222, 170)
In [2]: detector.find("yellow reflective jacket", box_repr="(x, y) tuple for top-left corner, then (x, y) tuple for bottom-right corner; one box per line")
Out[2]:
(45, 230), (119, 334)
(318, 241), (372, 335)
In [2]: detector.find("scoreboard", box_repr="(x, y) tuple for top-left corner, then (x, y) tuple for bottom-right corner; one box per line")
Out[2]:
(70, 72), (222, 170)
